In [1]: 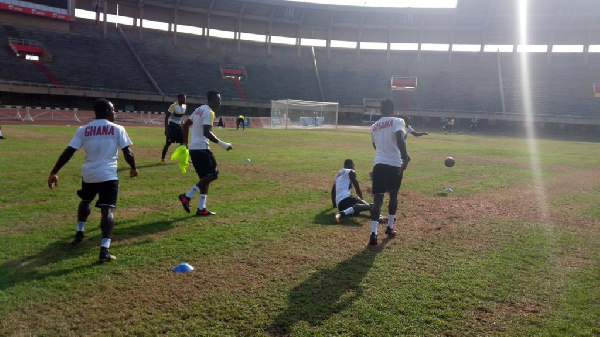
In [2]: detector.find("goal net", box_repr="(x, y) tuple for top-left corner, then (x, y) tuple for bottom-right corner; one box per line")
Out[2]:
(270, 99), (338, 129)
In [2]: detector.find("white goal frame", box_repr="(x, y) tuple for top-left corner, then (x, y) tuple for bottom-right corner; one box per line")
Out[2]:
(270, 99), (339, 129)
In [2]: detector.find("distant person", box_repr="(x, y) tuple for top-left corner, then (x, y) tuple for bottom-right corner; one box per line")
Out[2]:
(236, 115), (245, 130)
(369, 99), (410, 246)
(178, 90), (233, 216)
(47, 98), (138, 263)
(0, 123), (5, 139)
(217, 117), (224, 128)
(447, 118), (455, 133)
(161, 93), (187, 164)
(441, 118), (448, 132)
(470, 118), (478, 134)
(401, 115), (428, 139)
(332, 159), (372, 223)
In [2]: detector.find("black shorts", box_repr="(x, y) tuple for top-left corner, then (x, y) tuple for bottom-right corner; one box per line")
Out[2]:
(371, 164), (404, 194)
(77, 180), (119, 208)
(166, 122), (183, 144)
(338, 196), (360, 212)
(190, 149), (218, 179)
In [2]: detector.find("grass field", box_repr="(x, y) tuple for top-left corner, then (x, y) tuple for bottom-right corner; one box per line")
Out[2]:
(0, 125), (598, 336)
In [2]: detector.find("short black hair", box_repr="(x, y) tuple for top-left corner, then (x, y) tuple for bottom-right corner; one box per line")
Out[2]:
(94, 98), (112, 117)
(207, 90), (220, 101)
(344, 159), (354, 169)
(381, 99), (394, 116)
(177, 93), (186, 100)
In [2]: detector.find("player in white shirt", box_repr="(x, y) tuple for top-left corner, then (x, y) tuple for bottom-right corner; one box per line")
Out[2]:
(48, 98), (138, 262)
(178, 90), (233, 216)
(331, 159), (372, 223)
(161, 93), (187, 164)
(368, 99), (410, 246)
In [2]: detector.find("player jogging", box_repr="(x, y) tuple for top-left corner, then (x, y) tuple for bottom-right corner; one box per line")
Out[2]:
(178, 90), (232, 216)
(332, 159), (372, 223)
(369, 99), (410, 246)
(48, 98), (138, 262)
(161, 93), (187, 164)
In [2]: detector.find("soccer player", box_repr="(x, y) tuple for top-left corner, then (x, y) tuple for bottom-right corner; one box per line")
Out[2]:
(332, 159), (372, 223)
(0, 123), (4, 139)
(47, 98), (138, 262)
(369, 99), (410, 246)
(236, 115), (245, 130)
(178, 90), (233, 216)
(161, 93), (187, 164)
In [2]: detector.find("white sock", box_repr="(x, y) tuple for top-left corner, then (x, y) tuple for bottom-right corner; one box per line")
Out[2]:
(343, 207), (354, 216)
(77, 221), (85, 232)
(388, 215), (396, 229)
(185, 185), (200, 198)
(199, 194), (207, 210)
(101, 238), (111, 249)
(371, 221), (379, 235)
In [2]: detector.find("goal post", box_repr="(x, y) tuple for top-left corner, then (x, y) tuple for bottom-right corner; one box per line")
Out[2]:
(270, 99), (339, 129)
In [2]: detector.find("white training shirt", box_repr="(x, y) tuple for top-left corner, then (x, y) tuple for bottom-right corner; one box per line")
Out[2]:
(371, 116), (406, 167)
(167, 102), (186, 124)
(334, 168), (354, 206)
(405, 124), (414, 139)
(188, 104), (215, 150)
(68, 119), (133, 183)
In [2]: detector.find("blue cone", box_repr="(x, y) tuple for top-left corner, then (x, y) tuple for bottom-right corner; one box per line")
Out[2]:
(444, 188), (453, 193)
(173, 263), (194, 273)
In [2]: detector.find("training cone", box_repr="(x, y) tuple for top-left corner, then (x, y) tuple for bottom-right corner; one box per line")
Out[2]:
(173, 263), (194, 273)
(444, 188), (453, 193)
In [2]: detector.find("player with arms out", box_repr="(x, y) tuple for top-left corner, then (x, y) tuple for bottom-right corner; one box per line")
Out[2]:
(178, 90), (232, 216)
(332, 159), (372, 223)
(161, 93), (187, 164)
(369, 99), (410, 246)
(48, 98), (138, 262)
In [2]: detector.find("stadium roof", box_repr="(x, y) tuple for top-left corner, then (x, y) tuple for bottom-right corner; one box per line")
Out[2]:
(79, 0), (600, 46)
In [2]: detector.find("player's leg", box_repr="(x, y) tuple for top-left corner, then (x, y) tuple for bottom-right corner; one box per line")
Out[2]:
(384, 169), (403, 237)
(96, 180), (118, 262)
(74, 181), (96, 244)
(161, 138), (171, 164)
(335, 197), (355, 223)
(369, 193), (384, 245)
(195, 150), (219, 215)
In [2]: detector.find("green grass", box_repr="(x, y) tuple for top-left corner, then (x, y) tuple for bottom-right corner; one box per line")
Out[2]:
(0, 125), (598, 336)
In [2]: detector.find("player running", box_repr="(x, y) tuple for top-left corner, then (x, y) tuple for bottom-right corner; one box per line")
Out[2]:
(178, 90), (232, 216)
(369, 99), (410, 245)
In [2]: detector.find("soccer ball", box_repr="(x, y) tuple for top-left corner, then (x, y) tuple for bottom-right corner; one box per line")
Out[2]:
(444, 157), (455, 167)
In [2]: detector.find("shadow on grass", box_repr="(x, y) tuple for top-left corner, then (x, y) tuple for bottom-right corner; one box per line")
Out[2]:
(0, 216), (188, 291)
(313, 207), (368, 227)
(117, 161), (167, 173)
(268, 238), (392, 335)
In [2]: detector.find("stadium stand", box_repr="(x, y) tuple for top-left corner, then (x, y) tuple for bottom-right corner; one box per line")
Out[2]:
(2, 22), (157, 93)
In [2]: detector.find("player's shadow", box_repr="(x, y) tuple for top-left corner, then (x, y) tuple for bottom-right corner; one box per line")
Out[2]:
(313, 208), (367, 227)
(267, 238), (391, 335)
(116, 162), (167, 172)
(0, 216), (188, 292)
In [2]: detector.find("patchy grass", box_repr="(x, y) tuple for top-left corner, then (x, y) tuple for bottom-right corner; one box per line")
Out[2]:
(0, 125), (598, 336)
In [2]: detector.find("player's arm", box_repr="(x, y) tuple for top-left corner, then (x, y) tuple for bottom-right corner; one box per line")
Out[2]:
(203, 125), (232, 151)
(164, 111), (172, 136)
(122, 146), (138, 178)
(48, 146), (77, 189)
(411, 131), (428, 137)
(349, 171), (363, 199)
(331, 183), (337, 208)
(182, 118), (193, 146)
(395, 130), (410, 171)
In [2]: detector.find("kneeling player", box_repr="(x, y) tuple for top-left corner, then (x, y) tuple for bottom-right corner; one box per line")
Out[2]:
(332, 159), (372, 223)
